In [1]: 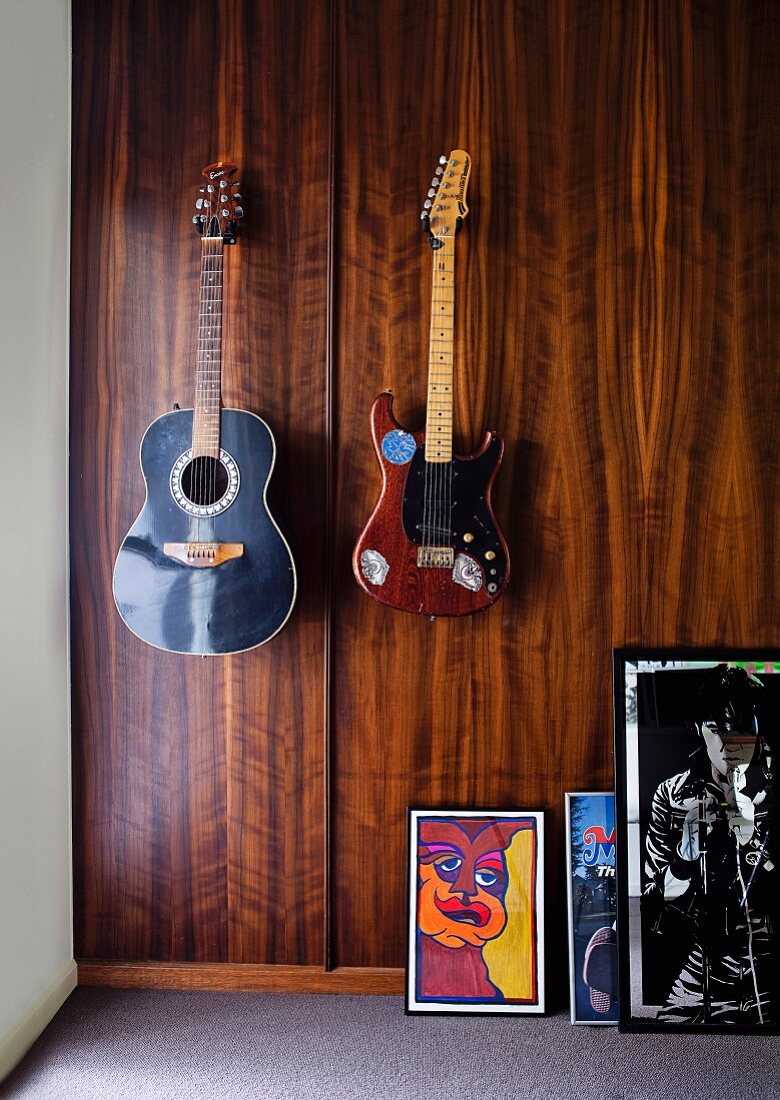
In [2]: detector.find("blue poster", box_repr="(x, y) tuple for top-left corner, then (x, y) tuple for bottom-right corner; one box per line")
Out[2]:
(565, 793), (618, 1024)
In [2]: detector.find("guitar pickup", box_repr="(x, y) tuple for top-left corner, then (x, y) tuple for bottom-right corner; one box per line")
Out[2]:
(417, 546), (454, 569)
(163, 542), (244, 568)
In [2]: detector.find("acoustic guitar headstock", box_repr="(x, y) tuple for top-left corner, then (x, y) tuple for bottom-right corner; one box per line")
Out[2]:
(192, 161), (244, 244)
(420, 149), (471, 248)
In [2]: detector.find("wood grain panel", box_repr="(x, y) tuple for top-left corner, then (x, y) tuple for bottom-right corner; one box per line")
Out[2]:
(70, 0), (778, 1006)
(331, 0), (779, 1001)
(70, 0), (330, 964)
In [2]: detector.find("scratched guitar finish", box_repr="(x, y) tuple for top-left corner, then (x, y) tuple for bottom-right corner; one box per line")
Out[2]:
(113, 163), (296, 654)
(353, 150), (509, 617)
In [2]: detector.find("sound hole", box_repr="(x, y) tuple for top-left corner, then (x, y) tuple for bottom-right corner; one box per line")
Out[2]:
(180, 457), (229, 506)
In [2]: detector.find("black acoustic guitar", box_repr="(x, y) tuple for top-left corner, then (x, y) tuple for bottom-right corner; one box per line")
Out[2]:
(113, 162), (297, 655)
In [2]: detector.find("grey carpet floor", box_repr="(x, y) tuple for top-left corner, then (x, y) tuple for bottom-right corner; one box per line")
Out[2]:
(2, 988), (780, 1100)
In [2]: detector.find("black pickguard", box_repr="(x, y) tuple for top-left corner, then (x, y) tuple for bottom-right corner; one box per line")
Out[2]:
(113, 408), (296, 655)
(401, 440), (507, 593)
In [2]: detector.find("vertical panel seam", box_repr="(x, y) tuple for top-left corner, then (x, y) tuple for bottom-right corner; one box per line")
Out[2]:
(323, 0), (338, 973)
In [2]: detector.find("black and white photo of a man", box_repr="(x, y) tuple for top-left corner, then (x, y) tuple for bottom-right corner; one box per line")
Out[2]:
(643, 665), (777, 1025)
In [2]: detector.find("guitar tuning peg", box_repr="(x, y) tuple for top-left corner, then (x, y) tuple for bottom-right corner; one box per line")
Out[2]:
(233, 193), (242, 202)
(423, 198), (432, 208)
(232, 181), (241, 190)
(234, 206), (244, 218)
(431, 178), (440, 187)
(427, 188), (435, 197)
(192, 214), (200, 224)
(435, 166), (444, 175)
(420, 211), (427, 219)
(439, 155), (447, 164)
(195, 198), (204, 209)
(199, 186), (206, 193)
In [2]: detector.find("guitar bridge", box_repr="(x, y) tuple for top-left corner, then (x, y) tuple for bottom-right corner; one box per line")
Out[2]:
(163, 542), (244, 568)
(417, 546), (454, 569)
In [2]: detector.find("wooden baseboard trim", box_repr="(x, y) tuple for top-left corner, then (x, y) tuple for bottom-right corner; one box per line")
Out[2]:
(77, 961), (405, 995)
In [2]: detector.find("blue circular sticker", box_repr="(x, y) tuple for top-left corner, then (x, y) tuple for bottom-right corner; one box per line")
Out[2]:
(381, 429), (416, 465)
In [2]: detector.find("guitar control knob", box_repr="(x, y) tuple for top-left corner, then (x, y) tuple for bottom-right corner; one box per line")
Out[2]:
(485, 550), (496, 561)
(463, 533), (474, 543)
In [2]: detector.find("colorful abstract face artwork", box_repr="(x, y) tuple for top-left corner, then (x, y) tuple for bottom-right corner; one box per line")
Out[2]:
(406, 810), (545, 1014)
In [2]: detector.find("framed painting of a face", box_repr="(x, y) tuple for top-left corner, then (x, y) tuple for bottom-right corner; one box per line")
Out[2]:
(406, 809), (544, 1015)
(613, 649), (780, 1033)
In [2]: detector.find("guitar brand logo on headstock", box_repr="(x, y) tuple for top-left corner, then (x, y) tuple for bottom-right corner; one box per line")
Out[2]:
(209, 170), (225, 179)
(457, 161), (469, 199)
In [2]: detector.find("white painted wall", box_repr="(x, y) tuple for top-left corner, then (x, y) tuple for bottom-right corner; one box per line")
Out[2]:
(0, 0), (75, 1081)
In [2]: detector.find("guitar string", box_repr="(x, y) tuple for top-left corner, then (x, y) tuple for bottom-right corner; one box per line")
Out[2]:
(197, 234), (208, 524)
(208, 235), (219, 515)
(213, 233), (224, 512)
(425, 236), (454, 558)
(195, 234), (206, 541)
(198, 234), (206, 518)
(202, 236), (214, 526)
(424, 240), (438, 557)
(423, 236), (437, 557)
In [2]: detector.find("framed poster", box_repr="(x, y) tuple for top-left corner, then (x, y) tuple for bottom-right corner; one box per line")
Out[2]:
(613, 649), (780, 1032)
(565, 792), (618, 1024)
(406, 809), (544, 1014)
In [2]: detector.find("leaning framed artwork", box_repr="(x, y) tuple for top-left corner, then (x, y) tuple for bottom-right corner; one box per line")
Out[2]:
(613, 649), (780, 1032)
(565, 792), (618, 1024)
(406, 809), (544, 1015)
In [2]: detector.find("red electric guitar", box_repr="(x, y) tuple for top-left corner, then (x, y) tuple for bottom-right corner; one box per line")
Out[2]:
(352, 150), (509, 617)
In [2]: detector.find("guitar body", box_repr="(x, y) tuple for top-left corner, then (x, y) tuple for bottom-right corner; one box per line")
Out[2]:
(353, 392), (509, 617)
(113, 407), (296, 654)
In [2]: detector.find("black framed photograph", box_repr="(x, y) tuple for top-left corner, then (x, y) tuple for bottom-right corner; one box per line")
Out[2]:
(406, 809), (545, 1015)
(613, 649), (780, 1032)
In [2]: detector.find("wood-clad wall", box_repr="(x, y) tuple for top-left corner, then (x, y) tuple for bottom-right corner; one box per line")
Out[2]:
(71, 0), (779, 997)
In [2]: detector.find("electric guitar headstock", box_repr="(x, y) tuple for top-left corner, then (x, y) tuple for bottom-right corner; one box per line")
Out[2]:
(420, 149), (471, 248)
(192, 161), (244, 244)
